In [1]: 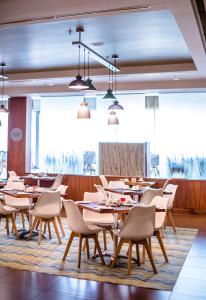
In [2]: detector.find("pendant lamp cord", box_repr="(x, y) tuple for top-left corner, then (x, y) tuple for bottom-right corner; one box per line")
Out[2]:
(87, 51), (90, 78)
(78, 45), (81, 76)
(114, 58), (117, 96)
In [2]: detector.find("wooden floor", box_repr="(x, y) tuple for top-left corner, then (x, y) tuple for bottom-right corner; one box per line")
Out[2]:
(0, 214), (205, 300)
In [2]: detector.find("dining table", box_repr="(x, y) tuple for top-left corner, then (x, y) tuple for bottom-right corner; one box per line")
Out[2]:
(77, 201), (165, 263)
(20, 174), (56, 187)
(0, 187), (66, 239)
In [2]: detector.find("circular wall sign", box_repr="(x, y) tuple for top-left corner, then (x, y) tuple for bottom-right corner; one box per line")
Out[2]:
(10, 127), (23, 142)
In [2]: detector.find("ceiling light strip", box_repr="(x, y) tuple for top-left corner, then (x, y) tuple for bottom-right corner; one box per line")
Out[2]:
(72, 41), (120, 72)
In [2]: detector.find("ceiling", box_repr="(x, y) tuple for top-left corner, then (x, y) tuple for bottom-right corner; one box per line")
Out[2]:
(1, 0), (206, 97)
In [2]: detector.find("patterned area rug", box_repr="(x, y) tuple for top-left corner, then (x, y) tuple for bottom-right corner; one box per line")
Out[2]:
(0, 219), (197, 291)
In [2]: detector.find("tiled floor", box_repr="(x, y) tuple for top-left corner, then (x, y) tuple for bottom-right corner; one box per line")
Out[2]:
(0, 214), (205, 300)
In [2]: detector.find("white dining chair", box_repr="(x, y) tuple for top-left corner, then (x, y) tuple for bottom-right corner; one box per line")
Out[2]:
(50, 174), (63, 190)
(111, 205), (157, 275)
(163, 183), (178, 232)
(139, 188), (163, 205)
(99, 175), (109, 188)
(0, 201), (19, 238)
(83, 191), (114, 250)
(4, 180), (31, 229)
(108, 180), (133, 202)
(148, 196), (169, 263)
(62, 200), (105, 268)
(29, 191), (62, 244)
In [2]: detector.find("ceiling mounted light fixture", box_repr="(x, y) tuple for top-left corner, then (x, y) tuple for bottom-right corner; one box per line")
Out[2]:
(68, 27), (88, 90)
(108, 99), (124, 110)
(77, 98), (91, 119)
(103, 63), (116, 100)
(86, 51), (96, 91)
(108, 110), (119, 125)
(0, 62), (8, 113)
(108, 55), (124, 110)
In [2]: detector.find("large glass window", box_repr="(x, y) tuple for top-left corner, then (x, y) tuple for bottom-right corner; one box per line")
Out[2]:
(31, 92), (206, 179)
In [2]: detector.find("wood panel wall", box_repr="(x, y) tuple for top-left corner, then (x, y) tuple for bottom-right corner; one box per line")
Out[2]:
(7, 97), (32, 175)
(58, 174), (206, 214)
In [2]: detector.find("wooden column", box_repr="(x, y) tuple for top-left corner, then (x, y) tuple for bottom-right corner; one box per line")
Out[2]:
(7, 97), (32, 176)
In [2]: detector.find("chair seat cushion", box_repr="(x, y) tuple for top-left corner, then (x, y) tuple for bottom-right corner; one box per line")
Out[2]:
(84, 218), (113, 226)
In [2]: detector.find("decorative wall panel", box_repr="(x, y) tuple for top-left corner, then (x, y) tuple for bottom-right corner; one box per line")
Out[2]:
(99, 142), (150, 177)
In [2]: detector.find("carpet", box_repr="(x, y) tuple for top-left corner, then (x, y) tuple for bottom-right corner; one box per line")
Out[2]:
(0, 220), (197, 291)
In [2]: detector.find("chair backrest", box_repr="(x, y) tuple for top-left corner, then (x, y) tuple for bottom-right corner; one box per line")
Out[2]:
(84, 191), (105, 203)
(56, 184), (68, 195)
(6, 180), (25, 190)
(94, 184), (109, 201)
(0, 201), (10, 214)
(50, 174), (63, 190)
(163, 178), (170, 189)
(63, 200), (91, 234)
(119, 205), (155, 241)
(140, 188), (163, 205)
(108, 180), (126, 188)
(150, 196), (169, 229)
(99, 175), (109, 188)
(7, 175), (20, 182)
(163, 184), (178, 209)
(8, 170), (17, 177)
(34, 191), (61, 216)
(150, 195), (168, 210)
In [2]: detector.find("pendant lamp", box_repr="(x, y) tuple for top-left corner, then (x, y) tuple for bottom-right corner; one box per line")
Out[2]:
(107, 55), (124, 110)
(108, 110), (119, 125)
(103, 63), (116, 100)
(108, 100), (124, 110)
(68, 44), (88, 90)
(0, 63), (8, 113)
(86, 51), (96, 90)
(77, 98), (91, 119)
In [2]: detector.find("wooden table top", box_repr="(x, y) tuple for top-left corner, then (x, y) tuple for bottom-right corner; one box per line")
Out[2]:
(105, 187), (146, 196)
(20, 175), (56, 181)
(77, 201), (165, 214)
(0, 189), (42, 199)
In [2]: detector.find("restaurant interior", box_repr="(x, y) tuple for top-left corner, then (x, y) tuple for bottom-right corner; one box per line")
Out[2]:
(0, 1), (206, 299)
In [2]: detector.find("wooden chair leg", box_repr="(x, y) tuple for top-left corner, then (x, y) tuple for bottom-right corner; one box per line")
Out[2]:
(25, 210), (30, 223)
(85, 238), (90, 260)
(127, 240), (133, 276)
(62, 231), (75, 261)
(142, 245), (146, 263)
(52, 218), (62, 244)
(38, 219), (43, 245)
(57, 216), (65, 236)
(77, 234), (83, 268)
(93, 235), (105, 265)
(93, 232), (98, 256)
(29, 216), (38, 240)
(167, 210), (176, 232)
(10, 215), (19, 238)
(143, 239), (157, 274)
(21, 212), (25, 229)
(135, 243), (140, 266)
(43, 221), (47, 234)
(6, 216), (9, 235)
(156, 231), (169, 262)
(111, 238), (124, 268)
(109, 228), (113, 240)
(35, 220), (40, 230)
(103, 229), (107, 250)
(48, 221), (52, 239)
